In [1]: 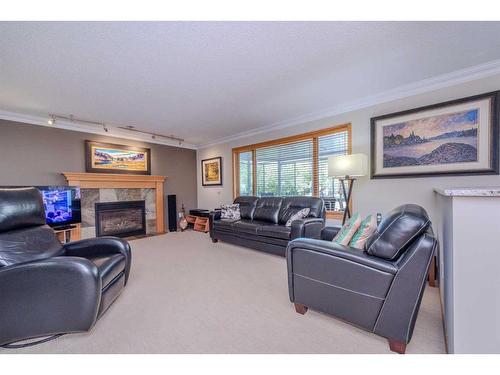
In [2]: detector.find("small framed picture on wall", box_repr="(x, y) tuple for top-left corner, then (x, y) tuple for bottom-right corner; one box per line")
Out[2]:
(201, 157), (222, 186)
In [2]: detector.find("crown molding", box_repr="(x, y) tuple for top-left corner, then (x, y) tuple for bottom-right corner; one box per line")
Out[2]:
(0, 110), (198, 150)
(198, 58), (500, 149)
(3, 59), (500, 151)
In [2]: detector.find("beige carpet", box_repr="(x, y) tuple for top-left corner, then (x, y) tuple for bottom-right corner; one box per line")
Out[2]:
(5, 231), (446, 354)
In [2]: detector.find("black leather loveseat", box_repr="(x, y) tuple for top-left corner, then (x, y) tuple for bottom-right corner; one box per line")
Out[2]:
(210, 196), (325, 256)
(0, 187), (131, 348)
(286, 204), (436, 354)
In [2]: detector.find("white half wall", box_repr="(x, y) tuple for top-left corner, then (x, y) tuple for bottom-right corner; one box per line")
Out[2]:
(197, 74), (500, 223)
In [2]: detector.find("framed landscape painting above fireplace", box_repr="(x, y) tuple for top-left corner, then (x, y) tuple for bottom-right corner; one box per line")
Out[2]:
(371, 91), (499, 178)
(85, 141), (151, 175)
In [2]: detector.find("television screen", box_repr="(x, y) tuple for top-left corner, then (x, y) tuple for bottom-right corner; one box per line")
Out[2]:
(37, 186), (81, 227)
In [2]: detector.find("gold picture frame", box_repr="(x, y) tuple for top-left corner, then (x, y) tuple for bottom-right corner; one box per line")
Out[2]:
(201, 157), (222, 186)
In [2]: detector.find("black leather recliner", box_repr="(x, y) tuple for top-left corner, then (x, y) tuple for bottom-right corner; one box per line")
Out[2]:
(286, 204), (436, 354)
(0, 187), (131, 347)
(210, 196), (325, 256)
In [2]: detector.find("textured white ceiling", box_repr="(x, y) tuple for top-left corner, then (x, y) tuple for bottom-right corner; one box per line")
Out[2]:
(1, 21), (500, 146)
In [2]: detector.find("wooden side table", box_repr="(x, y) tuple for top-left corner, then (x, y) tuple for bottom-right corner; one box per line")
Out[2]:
(185, 215), (209, 233)
(54, 223), (81, 243)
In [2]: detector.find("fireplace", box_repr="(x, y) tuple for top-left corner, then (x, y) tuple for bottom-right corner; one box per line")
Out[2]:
(95, 200), (146, 238)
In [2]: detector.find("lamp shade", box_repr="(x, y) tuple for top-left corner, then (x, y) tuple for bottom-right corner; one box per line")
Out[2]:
(328, 153), (368, 178)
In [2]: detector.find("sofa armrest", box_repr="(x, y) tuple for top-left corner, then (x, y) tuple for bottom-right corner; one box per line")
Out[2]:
(286, 238), (398, 274)
(290, 218), (324, 240)
(285, 238), (398, 332)
(0, 257), (101, 346)
(209, 210), (221, 237)
(209, 210), (221, 221)
(63, 237), (131, 284)
(320, 226), (341, 241)
(373, 233), (437, 344)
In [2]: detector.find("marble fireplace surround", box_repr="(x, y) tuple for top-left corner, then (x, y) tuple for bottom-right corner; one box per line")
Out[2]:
(62, 173), (167, 239)
(81, 188), (154, 239)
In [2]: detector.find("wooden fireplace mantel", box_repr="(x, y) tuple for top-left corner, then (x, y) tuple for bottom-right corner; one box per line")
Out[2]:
(62, 172), (167, 234)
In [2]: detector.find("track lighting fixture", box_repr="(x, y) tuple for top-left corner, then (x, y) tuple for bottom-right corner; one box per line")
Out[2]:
(46, 113), (185, 145)
(118, 126), (184, 144)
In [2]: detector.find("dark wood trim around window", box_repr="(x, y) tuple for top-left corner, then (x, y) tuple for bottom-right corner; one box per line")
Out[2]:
(232, 123), (352, 220)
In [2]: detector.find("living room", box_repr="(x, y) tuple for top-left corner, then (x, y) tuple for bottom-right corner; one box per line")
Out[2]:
(1, 1), (500, 372)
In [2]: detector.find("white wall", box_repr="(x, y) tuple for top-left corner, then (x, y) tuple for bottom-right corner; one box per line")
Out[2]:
(197, 74), (500, 223)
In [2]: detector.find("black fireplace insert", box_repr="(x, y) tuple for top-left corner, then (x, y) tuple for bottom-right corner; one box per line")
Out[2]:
(95, 200), (146, 238)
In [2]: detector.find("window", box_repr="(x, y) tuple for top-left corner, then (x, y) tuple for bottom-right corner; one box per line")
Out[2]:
(256, 140), (313, 197)
(318, 131), (350, 212)
(233, 124), (351, 218)
(238, 151), (253, 196)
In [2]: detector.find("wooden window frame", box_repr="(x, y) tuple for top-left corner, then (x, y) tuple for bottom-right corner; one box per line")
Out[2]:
(232, 123), (352, 220)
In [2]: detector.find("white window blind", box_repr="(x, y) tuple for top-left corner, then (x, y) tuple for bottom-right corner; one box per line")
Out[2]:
(234, 126), (350, 214)
(256, 140), (313, 197)
(238, 151), (253, 196)
(318, 131), (349, 211)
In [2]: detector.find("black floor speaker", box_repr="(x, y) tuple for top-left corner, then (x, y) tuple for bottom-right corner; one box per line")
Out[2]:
(167, 194), (177, 232)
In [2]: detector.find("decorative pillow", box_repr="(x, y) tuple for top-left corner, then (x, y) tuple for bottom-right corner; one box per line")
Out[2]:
(285, 208), (310, 227)
(349, 215), (377, 249)
(220, 204), (241, 220)
(332, 213), (361, 246)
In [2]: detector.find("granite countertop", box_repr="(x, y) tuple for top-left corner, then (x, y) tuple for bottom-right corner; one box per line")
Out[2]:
(434, 187), (500, 197)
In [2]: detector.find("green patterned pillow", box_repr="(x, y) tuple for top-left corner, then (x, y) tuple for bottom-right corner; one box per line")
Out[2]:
(349, 214), (377, 249)
(333, 213), (361, 246)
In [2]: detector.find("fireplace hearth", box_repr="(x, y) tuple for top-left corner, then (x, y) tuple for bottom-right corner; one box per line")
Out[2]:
(95, 200), (146, 238)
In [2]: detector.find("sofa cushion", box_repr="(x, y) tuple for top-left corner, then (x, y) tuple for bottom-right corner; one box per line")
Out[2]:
(88, 253), (126, 287)
(0, 187), (46, 232)
(0, 225), (64, 267)
(279, 196), (324, 224)
(253, 197), (283, 224)
(365, 204), (431, 260)
(257, 224), (291, 240)
(213, 219), (238, 231)
(234, 196), (259, 220)
(232, 219), (261, 235)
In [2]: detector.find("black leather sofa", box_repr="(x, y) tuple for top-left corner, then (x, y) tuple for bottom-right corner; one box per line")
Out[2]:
(210, 196), (325, 256)
(286, 204), (436, 354)
(0, 187), (131, 348)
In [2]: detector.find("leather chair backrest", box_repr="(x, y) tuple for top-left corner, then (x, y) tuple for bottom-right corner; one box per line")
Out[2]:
(0, 187), (46, 233)
(365, 204), (431, 261)
(253, 197), (283, 224)
(234, 196), (259, 220)
(278, 196), (324, 225)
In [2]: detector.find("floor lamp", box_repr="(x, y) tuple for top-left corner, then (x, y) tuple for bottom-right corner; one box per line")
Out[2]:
(328, 153), (368, 225)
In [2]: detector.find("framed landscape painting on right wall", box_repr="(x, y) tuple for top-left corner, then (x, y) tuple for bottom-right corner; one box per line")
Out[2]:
(371, 91), (499, 178)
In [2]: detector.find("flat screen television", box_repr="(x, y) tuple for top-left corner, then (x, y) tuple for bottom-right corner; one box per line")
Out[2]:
(37, 186), (81, 228)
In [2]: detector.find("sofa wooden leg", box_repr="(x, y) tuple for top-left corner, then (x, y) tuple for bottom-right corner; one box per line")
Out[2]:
(388, 339), (407, 354)
(428, 256), (437, 287)
(294, 303), (308, 315)
(211, 238), (218, 243)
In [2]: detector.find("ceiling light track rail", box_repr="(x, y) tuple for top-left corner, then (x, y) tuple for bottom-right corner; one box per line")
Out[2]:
(47, 114), (184, 144)
(117, 126), (184, 143)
